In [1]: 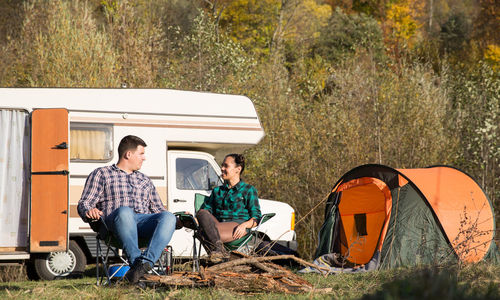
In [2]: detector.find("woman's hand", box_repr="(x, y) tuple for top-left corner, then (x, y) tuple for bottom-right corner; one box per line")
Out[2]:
(232, 218), (257, 239)
(232, 223), (248, 239)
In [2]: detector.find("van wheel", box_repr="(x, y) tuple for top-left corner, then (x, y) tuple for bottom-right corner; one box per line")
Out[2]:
(26, 261), (40, 280)
(33, 240), (87, 280)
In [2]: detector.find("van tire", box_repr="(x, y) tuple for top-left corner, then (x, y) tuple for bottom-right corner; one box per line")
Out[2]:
(33, 240), (87, 280)
(26, 261), (40, 280)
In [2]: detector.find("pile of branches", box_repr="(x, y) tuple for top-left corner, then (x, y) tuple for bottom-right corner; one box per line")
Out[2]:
(144, 254), (325, 294)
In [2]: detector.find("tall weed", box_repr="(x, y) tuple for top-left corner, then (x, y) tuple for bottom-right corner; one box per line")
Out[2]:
(1, 0), (120, 87)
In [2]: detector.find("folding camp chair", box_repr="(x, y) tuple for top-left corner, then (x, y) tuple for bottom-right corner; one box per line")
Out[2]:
(89, 217), (172, 285)
(176, 193), (275, 271)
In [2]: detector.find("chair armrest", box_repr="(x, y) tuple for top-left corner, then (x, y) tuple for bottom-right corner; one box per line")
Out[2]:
(250, 213), (275, 233)
(259, 213), (276, 225)
(89, 217), (110, 240)
(174, 212), (198, 230)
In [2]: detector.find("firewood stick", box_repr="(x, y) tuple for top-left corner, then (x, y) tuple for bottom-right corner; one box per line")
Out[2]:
(199, 266), (206, 280)
(207, 255), (330, 273)
(250, 261), (274, 273)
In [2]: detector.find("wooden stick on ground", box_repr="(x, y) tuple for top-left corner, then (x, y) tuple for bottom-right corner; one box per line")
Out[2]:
(249, 261), (275, 273)
(207, 255), (330, 273)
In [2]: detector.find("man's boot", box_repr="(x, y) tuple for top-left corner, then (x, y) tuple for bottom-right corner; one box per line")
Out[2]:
(125, 259), (152, 284)
(196, 210), (230, 263)
(196, 209), (222, 252)
(208, 241), (229, 263)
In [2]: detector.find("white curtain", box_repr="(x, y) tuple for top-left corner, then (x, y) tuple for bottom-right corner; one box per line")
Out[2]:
(0, 110), (30, 247)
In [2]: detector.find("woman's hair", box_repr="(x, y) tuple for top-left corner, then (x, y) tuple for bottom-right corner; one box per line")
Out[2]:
(225, 153), (245, 175)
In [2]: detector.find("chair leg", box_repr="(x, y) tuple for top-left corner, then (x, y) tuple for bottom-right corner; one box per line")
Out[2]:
(198, 239), (203, 265)
(141, 246), (173, 276)
(165, 245), (172, 275)
(111, 248), (129, 284)
(100, 239), (123, 285)
(156, 252), (165, 275)
(95, 237), (112, 286)
(163, 245), (173, 275)
(192, 236), (199, 272)
(102, 244), (112, 285)
(96, 237), (100, 285)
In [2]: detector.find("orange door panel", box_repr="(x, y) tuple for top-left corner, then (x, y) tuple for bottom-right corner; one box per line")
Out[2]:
(31, 109), (68, 173)
(30, 108), (69, 252)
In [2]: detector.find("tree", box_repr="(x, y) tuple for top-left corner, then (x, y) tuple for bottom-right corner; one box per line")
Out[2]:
(160, 11), (256, 94)
(472, 0), (498, 49)
(100, 0), (167, 87)
(314, 7), (385, 63)
(440, 12), (472, 55)
(384, 0), (421, 57)
(447, 62), (500, 216)
(218, 0), (281, 55)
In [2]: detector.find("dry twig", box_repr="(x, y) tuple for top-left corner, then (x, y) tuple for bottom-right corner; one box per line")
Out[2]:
(144, 255), (317, 294)
(207, 254), (330, 273)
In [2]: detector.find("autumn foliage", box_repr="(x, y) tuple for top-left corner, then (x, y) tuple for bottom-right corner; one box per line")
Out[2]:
(0, 0), (497, 259)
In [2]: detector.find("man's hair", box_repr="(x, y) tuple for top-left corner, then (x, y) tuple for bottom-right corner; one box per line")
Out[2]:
(118, 135), (147, 159)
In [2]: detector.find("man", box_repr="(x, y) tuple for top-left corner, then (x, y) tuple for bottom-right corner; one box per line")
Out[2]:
(77, 135), (177, 284)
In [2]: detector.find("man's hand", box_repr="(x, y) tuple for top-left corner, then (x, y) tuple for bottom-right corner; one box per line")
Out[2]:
(85, 208), (103, 220)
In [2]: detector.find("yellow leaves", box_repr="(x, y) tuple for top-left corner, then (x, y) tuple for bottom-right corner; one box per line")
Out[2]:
(384, 0), (422, 51)
(100, 0), (118, 15)
(300, 0), (332, 26)
(219, 0), (280, 54)
(386, 2), (420, 42)
(484, 44), (500, 71)
(219, 0), (331, 55)
(283, 0), (332, 42)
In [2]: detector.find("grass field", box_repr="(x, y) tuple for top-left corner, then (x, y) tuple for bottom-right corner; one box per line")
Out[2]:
(0, 263), (498, 299)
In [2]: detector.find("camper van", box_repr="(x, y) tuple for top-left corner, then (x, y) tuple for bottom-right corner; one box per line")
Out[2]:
(0, 88), (296, 280)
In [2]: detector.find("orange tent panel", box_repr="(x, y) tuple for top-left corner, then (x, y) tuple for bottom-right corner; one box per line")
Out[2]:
(337, 177), (392, 264)
(398, 167), (494, 262)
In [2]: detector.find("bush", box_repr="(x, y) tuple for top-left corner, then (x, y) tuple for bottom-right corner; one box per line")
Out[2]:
(314, 7), (386, 64)
(1, 0), (120, 87)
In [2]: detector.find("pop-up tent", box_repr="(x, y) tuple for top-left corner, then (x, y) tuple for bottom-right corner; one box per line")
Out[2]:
(313, 164), (498, 270)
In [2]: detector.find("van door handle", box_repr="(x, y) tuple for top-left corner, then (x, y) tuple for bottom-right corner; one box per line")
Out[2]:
(53, 142), (68, 149)
(173, 199), (187, 203)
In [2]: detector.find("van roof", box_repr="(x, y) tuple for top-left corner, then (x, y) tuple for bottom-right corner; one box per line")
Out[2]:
(1, 88), (264, 156)
(0, 88), (259, 119)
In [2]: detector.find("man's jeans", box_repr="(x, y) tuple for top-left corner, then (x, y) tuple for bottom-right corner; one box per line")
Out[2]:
(105, 206), (176, 267)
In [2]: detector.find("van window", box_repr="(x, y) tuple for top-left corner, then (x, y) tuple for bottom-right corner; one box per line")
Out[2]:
(176, 158), (222, 190)
(70, 123), (113, 161)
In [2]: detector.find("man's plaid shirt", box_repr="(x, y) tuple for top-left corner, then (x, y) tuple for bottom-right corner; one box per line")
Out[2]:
(77, 164), (165, 221)
(201, 180), (261, 222)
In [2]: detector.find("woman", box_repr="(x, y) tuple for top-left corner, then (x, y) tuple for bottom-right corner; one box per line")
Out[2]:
(196, 153), (261, 262)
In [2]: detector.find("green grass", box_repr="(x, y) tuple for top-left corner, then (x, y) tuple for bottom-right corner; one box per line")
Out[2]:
(0, 264), (498, 299)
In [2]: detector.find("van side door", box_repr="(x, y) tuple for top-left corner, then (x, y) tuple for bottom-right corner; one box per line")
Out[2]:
(30, 108), (69, 252)
(167, 151), (222, 213)
(167, 151), (222, 256)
